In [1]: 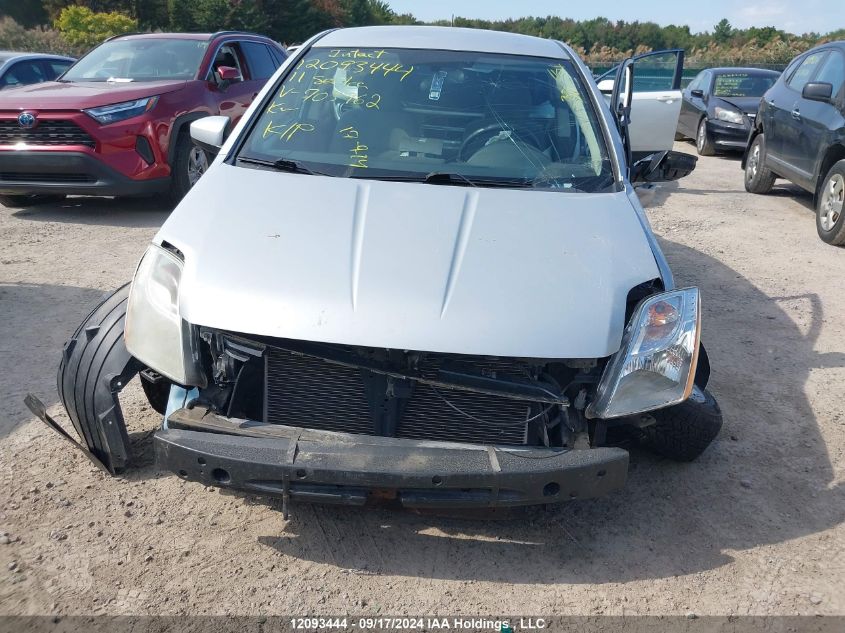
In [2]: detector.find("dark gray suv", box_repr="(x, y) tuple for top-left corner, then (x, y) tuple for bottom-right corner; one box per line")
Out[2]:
(742, 41), (845, 245)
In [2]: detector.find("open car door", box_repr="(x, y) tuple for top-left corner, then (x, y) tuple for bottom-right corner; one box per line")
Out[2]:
(598, 49), (685, 161)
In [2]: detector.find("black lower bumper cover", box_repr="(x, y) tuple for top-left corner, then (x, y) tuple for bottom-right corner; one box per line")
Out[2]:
(155, 409), (628, 509)
(0, 151), (168, 197)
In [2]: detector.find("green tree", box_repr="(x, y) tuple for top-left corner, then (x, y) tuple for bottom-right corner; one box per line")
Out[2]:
(713, 18), (734, 43)
(54, 5), (137, 47)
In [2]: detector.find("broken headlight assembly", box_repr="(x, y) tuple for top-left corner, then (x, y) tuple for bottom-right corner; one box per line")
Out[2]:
(124, 243), (206, 387)
(587, 287), (700, 419)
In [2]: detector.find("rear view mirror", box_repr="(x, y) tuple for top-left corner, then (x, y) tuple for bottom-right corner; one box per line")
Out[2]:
(632, 150), (697, 183)
(597, 78), (614, 93)
(218, 66), (241, 81)
(690, 89), (704, 98)
(190, 115), (230, 155)
(215, 65), (242, 90)
(802, 82), (833, 103)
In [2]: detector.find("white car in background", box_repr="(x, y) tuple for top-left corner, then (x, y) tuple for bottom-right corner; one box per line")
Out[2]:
(30, 26), (720, 516)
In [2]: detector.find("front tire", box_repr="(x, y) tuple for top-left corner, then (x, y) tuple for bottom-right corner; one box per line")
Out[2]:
(168, 132), (210, 203)
(695, 118), (715, 156)
(637, 387), (723, 462)
(816, 160), (845, 246)
(0, 194), (65, 208)
(744, 133), (776, 194)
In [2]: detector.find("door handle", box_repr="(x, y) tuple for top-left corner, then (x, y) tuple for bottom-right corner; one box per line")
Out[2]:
(791, 108), (801, 120)
(657, 95), (676, 102)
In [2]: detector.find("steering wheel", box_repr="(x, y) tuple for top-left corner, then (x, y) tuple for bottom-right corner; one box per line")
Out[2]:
(459, 123), (544, 162)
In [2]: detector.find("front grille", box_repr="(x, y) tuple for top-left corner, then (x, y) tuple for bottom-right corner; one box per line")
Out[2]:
(0, 119), (96, 147)
(0, 172), (94, 183)
(264, 347), (534, 446)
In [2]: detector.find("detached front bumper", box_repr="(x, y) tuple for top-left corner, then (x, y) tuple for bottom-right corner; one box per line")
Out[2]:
(156, 407), (628, 510)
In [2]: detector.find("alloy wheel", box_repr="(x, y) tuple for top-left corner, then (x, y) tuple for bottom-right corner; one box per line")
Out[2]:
(747, 144), (760, 180)
(819, 173), (844, 232)
(187, 147), (209, 187)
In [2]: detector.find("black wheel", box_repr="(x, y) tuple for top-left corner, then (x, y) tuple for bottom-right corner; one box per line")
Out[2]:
(0, 194), (65, 208)
(695, 118), (715, 156)
(168, 132), (210, 202)
(744, 133), (776, 194)
(816, 159), (845, 246)
(636, 387), (723, 462)
(57, 283), (142, 474)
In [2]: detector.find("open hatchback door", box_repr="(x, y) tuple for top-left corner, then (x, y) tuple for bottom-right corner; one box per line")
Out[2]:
(598, 49), (685, 162)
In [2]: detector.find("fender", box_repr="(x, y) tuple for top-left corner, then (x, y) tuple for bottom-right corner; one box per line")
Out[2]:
(167, 111), (217, 166)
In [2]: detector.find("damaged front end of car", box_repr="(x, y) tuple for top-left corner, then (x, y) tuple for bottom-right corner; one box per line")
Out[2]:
(28, 243), (718, 516)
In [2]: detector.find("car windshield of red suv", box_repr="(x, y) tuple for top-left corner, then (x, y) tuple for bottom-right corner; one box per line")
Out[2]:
(61, 38), (209, 82)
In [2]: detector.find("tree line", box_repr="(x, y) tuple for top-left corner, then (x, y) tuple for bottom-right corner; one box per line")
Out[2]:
(1, 0), (843, 64)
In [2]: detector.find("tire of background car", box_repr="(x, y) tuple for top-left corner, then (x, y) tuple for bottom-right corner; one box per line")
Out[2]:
(0, 194), (65, 208)
(168, 130), (211, 203)
(57, 283), (144, 474)
(636, 386), (723, 462)
(695, 118), (715, 156)
(744, 133), (777, 194)
(816, 159), (845, 246)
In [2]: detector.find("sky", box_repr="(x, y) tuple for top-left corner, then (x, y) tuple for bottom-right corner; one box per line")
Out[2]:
(386, 1), (844, 35)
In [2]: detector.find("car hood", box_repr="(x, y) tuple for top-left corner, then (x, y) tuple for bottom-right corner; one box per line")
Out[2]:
(156, 163), (661, 359)
(0, 80), (187, 109)
(714, 96), (762, 115)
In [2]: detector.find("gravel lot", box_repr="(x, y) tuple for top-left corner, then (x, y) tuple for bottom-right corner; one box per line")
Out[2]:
(1, 143), (843, 617)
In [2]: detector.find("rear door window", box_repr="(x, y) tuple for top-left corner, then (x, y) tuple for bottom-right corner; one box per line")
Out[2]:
(241, 42), (276, 80)
(787, 52), (828, 92)
(632, 51), (681, 92)
(44, 60), (72, 79)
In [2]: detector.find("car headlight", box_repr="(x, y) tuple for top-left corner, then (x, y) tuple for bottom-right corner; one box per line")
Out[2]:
(714, 106), (744, 124)
(587, 287), (700, 419)
(124, 243), (205, 387)
(83, 96), (159, 124)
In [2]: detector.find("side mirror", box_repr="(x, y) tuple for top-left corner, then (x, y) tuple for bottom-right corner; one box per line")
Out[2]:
(215, 65), (242, 90)
(190, 115), (230, 155)
(802, 82), (833, 103)
(632, 150), (697, 184)
(597, 78), (614, 93)
(690, 89), (704, 98)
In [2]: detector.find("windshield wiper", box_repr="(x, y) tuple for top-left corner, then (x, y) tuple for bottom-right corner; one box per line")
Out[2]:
(238, 157), (325, 175)
(423, 172), (538, 188)
(423, 172), (477, 187)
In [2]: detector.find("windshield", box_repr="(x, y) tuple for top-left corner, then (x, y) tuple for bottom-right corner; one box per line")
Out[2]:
(238, 47), (614, 192)
(713, 72), (777, 98)
(62, 38), (209, 82)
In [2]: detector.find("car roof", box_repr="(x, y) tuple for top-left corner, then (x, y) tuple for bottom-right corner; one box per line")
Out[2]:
(314, 26), (569, 59)
(0, 51), (75, 63)
(111, 33), (214, 41)
(808, 40), (845, 52)
(707, 67), (781, 75)
(112, 31), (272, 42)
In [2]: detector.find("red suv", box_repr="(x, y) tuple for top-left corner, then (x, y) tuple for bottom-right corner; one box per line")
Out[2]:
(0, 31), (286, 207)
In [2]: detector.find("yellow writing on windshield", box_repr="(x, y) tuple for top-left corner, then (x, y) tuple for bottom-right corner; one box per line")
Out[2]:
(263, 120), (315, 142)
(328, 49), (387, 59)
(339, 125), (368, 168)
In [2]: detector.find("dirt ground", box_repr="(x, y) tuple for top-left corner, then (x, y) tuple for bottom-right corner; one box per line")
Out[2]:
(1, 142), (843, 618)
